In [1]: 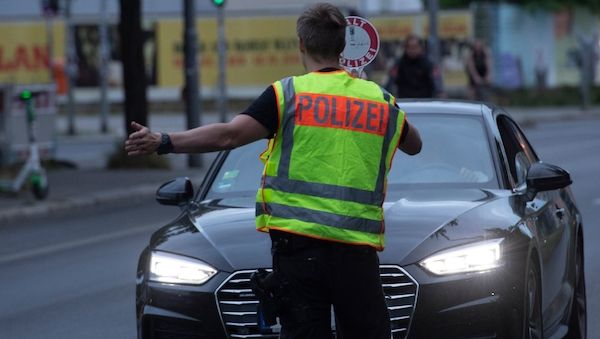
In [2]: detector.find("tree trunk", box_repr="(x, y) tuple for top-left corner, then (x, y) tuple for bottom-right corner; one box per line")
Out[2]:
(119, 0), (147, 136)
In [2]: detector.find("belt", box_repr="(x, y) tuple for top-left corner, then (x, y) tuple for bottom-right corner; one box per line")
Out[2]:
(269, 229), (374, 255)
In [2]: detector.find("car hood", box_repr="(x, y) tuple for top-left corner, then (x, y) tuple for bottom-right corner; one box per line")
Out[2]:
(153, 188), (508, 271)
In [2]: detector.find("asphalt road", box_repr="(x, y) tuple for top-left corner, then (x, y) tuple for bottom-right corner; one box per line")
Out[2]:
(0, 201), (178, 339)
(0, 117), (598, 339)
(524, 117), (600, 339)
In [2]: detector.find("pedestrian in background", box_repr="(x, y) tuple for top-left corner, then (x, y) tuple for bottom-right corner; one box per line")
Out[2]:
(466, 39), (493, 101)
(124, 3), (422, 338)
(391, 34), (435, 98)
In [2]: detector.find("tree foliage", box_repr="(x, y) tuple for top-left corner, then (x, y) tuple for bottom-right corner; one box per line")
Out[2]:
(439, 0), (600, 13)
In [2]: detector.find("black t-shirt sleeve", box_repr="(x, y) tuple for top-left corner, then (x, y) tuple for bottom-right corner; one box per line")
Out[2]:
(240, 85), (278, 138)
(399, 120), (409, 145)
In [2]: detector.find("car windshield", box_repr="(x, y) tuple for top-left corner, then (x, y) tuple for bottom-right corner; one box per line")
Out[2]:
(205, 114), (498, 200)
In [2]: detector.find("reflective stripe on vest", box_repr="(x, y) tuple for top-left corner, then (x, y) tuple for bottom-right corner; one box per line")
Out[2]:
(256, 203), (382, 233)
(256, 71), (405, 249)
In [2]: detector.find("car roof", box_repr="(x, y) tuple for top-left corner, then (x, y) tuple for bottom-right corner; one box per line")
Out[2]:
(395, 99), (495, 117)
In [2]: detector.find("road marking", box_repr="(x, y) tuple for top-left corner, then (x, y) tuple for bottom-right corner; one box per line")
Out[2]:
(0, 224), (160, 265)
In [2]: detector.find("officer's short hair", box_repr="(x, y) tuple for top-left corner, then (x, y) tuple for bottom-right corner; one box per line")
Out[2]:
(297, 3), (346, 62)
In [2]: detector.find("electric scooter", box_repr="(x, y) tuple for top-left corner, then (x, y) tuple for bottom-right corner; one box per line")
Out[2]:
(0, 90), (49, 200)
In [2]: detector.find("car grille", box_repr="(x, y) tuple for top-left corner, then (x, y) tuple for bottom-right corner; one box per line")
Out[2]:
(215, 265), (418, 339)
(380, 265), (419, 339)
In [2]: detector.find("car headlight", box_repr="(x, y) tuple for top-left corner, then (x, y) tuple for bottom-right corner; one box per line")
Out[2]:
(149, 251), (217, 285)
(420, 238), (503, 275)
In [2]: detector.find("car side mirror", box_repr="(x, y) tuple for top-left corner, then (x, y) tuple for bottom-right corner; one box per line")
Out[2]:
(156, 177), (194, 206)
(525, 162), (572, 200)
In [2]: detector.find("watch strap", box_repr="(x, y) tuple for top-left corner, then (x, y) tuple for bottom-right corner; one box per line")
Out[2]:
(156, 132), (174, 155)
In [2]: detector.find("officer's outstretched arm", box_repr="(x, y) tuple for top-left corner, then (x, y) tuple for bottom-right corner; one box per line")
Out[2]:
(169, 115), (269, 153)
(125, 115), (269, 156)
(398, 121), (422, 155)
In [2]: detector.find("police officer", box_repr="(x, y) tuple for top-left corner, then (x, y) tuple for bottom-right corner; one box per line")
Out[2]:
(125, 3), (422, 338)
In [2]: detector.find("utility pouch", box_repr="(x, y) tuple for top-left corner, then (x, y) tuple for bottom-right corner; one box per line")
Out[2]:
(250, 268), (286, 327)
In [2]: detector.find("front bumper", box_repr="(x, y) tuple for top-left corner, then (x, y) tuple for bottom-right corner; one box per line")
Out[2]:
(136, 257), (525, 339)
(137, 273), (231, 339)
(405, 263), (525, 339)
(137, 266), (418, 339)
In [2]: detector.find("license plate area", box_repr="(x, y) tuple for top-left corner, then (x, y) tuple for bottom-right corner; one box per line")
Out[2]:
(257, 305), (336, 334)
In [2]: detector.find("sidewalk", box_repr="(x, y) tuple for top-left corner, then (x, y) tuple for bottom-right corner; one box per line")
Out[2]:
(504, 105), (600, 126)
(0, 168), (207, 224)
(0, 105), (599, 224)
(0, 109), (232, 224)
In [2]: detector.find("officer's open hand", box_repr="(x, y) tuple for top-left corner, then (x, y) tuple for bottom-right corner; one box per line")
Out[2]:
(124, 121), (161, 156)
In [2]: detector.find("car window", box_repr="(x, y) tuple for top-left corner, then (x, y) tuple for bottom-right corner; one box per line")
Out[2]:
(390, 115), (496, 187)
(497, 116), (539, 187)
(205, 115), (499, 200)
(206, 140), (268, 198)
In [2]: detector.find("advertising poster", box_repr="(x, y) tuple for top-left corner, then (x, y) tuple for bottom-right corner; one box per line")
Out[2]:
(369, 11), (472, 89)
(156, 11), (472, 91)
(74, 22), (157, 87)
(1, 12), (473, 93)
(156, 16), (303, 89)
(553, 8), (600, 86)
(0, 21), (64, 85)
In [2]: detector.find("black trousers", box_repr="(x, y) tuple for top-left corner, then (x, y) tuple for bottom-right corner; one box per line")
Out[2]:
(270, 230), (391, 339)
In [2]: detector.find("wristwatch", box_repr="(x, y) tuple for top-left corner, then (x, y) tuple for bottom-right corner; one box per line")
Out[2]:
(156, 132), (174, 155)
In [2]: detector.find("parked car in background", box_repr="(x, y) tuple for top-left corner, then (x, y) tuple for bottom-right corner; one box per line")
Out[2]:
(136, 100), (586, 339)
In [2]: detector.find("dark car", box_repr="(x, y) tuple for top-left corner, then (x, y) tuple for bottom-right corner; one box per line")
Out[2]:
(136, 101), (586, 339)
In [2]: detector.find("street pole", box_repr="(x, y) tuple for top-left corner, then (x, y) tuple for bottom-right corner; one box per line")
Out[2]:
(217, 5), (227, 123)
(427, 0), (443, 97)
(578, 34), (593, 111)
(99, 0), (109, 133)
(44, 10), (54, 85)
(183, 0), (202, 168)
(65, 0), (77, 135)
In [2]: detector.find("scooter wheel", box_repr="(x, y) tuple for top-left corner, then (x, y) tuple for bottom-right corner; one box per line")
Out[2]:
(31, 174), (49, 200)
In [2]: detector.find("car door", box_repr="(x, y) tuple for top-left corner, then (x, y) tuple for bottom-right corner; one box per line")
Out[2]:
(496, 115), (571, 330)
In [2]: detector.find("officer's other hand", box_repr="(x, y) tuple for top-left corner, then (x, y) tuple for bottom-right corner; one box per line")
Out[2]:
(124, 121), (161, 156)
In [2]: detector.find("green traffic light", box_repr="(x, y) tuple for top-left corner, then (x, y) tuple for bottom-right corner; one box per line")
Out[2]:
(20, 90), (32, 101)
(212, 0), (225, 7)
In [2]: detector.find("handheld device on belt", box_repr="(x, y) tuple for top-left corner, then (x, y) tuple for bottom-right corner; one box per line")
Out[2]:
(250, 268), (286, 328)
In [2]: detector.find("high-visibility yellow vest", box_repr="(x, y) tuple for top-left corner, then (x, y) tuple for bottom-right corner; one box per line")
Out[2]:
(256, 70), (406, 250)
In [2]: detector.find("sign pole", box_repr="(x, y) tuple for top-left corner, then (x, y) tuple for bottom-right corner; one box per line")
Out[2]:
(183, 0), (202, 168)
(99, 0), (109, 133)
(44, 10), (54, 84)
(65, 0), (77, 135)
(217, 5), (227, 123)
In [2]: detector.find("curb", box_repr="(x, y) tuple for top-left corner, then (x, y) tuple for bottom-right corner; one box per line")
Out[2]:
(0, 175), (206, 224)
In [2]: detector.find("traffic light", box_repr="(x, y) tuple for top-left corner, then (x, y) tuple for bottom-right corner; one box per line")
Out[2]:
(20, 90), (32, 101)
(212, 0), (225, 7)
